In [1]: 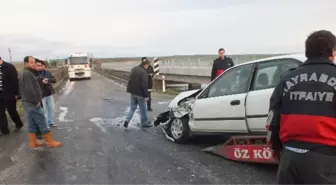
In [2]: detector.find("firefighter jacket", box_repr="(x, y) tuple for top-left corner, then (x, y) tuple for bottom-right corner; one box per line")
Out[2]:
(269, 57), (336, 154)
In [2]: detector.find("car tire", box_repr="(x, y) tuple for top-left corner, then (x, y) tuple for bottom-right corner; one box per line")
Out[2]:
(168, 116), (190, 144)
(87, 77), (91, 80)
(69, 78), (73, 81)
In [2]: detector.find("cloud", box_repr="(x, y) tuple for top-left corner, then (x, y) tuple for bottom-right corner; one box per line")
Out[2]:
(0, 0), (335, 60)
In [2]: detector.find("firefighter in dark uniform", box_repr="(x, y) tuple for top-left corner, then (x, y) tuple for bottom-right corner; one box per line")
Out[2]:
(211, 48), (234, 81)
(268, 30), (336, 184)
(142, 57), (154, 111)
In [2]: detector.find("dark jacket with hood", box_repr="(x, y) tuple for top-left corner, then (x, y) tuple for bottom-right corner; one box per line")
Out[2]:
(211, 57), (234, 81)
(127, 65), (149, 98)
(38, 70), (56, 97)
(269, 57), (336, 155)
(0, 61), (19, 100)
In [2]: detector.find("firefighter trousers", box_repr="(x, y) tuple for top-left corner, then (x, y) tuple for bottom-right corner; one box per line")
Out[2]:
(277, 148), (336, 184)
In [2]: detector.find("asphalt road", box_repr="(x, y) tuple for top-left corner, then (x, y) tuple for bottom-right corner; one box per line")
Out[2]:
(0, 72), (277, 184)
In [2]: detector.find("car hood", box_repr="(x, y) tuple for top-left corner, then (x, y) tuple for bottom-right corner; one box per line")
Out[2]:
(168, 89), (201, 108)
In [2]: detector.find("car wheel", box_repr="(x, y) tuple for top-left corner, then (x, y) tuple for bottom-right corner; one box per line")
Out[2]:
(168, 116), (190, 143)
(69, 78), (73, 81)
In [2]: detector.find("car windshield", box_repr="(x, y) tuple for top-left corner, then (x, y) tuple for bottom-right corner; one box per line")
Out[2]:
(70, 57), (88, 64)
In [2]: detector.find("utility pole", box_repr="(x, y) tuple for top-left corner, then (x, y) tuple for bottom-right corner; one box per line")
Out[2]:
(8, 48), (12, 64)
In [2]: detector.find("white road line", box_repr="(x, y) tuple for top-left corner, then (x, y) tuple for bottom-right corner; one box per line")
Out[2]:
(157, 101), (170, 105)
(89, 117), (107, 133)
(58, 107), (73, 122)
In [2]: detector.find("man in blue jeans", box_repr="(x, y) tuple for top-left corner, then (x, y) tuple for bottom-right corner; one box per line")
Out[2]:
(123, 58), (152, 128)
(19, 56), (61, 149)
(35, 60), (57, 129)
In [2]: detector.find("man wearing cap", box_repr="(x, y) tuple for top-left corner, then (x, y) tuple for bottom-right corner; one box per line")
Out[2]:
(0, 57), (24, 136)
(123, 57), (152, 128)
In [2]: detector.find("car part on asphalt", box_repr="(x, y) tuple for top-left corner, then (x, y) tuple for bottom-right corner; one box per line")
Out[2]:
(202, 133), (279, 164)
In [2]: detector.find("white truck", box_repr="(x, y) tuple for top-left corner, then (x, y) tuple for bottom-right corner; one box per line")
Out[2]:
(67, 52), (92, 81)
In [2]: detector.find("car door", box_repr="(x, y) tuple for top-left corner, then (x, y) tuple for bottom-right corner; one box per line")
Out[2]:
(245, 58), (302, 133)
(189, 63), (255, 133)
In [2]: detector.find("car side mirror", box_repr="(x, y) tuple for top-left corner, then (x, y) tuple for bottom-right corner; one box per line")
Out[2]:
(198, 88), (209, 99)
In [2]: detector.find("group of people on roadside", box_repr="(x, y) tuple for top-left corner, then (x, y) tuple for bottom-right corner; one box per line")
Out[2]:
(20, 56), (62, 149)
(0, 55), (62, 149)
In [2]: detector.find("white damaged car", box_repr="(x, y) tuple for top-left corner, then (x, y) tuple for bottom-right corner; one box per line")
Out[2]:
(154, 54), (307, 143)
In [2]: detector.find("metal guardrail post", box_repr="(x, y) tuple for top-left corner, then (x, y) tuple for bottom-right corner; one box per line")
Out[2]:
(162, 75), (166, 93)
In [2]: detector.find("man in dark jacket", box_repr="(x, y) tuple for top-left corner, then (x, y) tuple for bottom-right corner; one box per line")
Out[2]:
(144, 57), (154, 111)
(211, 48), (234, 81)
(31, 59), (44, 140)
(19, 56), (62, 149)
(0, 57), (24, 135)
(268, 30), (336, 184)
(123, 59), (152, 128)
(35, 60), (57, 128)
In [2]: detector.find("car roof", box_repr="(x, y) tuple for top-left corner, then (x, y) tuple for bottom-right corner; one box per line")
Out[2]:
(233, 53), (306, 68)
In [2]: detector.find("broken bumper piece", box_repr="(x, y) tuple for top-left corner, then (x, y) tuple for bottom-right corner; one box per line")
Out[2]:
(153, 111), (175, 142)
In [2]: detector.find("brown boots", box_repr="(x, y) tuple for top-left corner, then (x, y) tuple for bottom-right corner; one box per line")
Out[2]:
(28, 133), (43, 148)
(28, 132), (62, 149)
(43, 132), (62, 147)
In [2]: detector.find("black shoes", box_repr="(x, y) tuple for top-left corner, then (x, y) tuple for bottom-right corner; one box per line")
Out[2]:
(0, 131), (10, 136)
(123, 121), (152, 128)
(147, 108), (153, 112)
(13, 126), (23, 132)
(123, 121), (129, 128)
(141, 121), (153, 128)
(141, 124), (152, 128)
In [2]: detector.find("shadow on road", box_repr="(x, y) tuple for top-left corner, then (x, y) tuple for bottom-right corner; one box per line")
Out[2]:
(187, 135), (231, 147)
(27, 150), (66, 184)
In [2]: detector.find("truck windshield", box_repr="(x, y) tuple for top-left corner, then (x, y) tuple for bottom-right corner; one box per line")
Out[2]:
(70, 57), (88, 65)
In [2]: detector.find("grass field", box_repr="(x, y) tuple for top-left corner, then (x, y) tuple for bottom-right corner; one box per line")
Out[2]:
(13, 62), (24, 71)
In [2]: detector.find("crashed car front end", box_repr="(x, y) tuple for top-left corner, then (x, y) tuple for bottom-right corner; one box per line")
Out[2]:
(153, 89), (201, 141)
(154, 98), (195, 141)
(154, 97), (195, 125)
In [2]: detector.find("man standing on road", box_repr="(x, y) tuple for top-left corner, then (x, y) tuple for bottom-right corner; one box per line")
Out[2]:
(19, 56), (62, 149)
(143, 57), (154, 112)
(268, 30), (336, 184)
(35, 60), (57, 129)
(123, 59), (152, 128)
(0, 56), (24, 136)
(211, 48), (234, 81)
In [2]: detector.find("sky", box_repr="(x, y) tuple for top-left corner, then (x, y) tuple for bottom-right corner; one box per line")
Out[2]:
(0, 0), (335, 61)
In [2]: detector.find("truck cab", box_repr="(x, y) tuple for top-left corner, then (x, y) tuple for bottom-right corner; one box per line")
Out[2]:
(67, 52), (92, 81)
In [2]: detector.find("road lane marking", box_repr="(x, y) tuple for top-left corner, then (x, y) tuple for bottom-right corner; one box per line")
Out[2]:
(89, 117), (107, 133)
(157, 101), (170, 105)
(58, 107), (74, 122)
